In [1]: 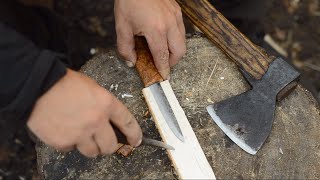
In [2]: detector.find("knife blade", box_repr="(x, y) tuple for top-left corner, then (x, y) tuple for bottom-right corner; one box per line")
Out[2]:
(135, 36), (185, 142)
(141, 137), (175, 150)
(113, 124), (174, 150)
(148, 83), (184, 142)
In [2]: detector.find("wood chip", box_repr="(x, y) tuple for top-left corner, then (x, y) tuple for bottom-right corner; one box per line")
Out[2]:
(144, 110), (150, 117)
(116, 144), (135, 157)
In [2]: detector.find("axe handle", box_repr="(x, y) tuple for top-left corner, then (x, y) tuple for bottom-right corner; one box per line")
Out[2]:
(176, 0), (273, 80)
(135, 36), (164, 87)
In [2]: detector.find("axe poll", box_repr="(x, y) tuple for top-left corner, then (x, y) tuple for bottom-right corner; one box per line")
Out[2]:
(176, 0), (300, 154)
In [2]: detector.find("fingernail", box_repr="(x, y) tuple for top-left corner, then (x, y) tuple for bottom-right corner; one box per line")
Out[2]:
(167, 74), (171, 81)
(135, 138), (142, 147)
(159, 69), (170, 80)
(125, 61), (134, 68)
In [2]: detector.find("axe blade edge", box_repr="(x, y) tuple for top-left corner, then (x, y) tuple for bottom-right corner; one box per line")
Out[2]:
(206, 105), (258, 155)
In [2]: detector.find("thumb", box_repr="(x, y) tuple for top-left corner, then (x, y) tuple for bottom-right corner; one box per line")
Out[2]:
(116, 26), (137, 67)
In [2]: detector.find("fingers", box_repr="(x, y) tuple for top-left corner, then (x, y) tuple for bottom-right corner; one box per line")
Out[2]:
(175, 4), (186, 39)
(167, 25), (186, 67)
(108, 96), (142, 147)
(144, 1), (185, 76)
(114, 0), (186, 77)
(169, 0), (186, 36)
(116, 21), (137, 67)
(76, 136), (100, 158)
(165, 0), (186, 67)
(94, 122), (119, 155)
(145, 34), (170, 79)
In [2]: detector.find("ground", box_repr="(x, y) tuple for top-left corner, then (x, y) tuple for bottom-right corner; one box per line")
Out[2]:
(37, 36), (320, 179)
(0, 0), (319, 179)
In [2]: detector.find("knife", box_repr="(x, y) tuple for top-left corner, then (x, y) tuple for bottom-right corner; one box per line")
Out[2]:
(113, 124), (174, 150)
(134, 36), (185, 142)
(134, 37), (215, 179)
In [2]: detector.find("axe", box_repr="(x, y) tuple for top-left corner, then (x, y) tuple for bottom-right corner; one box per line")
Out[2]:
(176, 0), (300, 154)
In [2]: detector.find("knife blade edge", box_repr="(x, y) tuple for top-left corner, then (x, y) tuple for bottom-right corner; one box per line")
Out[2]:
(147, 81), (185, 142)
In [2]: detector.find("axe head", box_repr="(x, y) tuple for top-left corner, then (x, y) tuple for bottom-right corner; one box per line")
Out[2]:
(207, 58), (300, 155)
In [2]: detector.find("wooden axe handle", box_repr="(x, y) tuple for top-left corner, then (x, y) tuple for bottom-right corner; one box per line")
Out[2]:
(135, 36), (163, 87)
(176, 0), (273, 80)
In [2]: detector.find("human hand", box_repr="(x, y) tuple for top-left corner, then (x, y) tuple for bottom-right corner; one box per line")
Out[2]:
(27, 69), (142, 157)
(114, 0), (186, 79)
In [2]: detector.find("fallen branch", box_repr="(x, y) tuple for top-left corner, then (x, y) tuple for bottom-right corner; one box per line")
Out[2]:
(304, 62), (320, 72)
(264, 34), (288, 57)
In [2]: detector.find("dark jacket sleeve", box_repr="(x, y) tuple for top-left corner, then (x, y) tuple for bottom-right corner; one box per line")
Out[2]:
(0, 22), (66, 126)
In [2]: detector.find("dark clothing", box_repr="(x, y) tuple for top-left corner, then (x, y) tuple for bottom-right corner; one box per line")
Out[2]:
(0, 1), (67, 133)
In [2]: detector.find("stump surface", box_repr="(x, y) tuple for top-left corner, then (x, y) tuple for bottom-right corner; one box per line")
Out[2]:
(37, 36), (320, 179)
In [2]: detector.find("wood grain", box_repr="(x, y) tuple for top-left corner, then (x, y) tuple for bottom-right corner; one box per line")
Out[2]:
(176, 0), (273, 79)
(135, 37), (163, 87)
(143, 80), (216, 179)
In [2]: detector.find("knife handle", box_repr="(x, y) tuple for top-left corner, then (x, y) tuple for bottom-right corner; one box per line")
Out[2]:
(135, 36), (164, 87)
(176, 0), (273, 80)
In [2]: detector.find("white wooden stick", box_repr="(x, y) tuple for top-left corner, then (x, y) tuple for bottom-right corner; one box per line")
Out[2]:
(143, 80), (216, 179)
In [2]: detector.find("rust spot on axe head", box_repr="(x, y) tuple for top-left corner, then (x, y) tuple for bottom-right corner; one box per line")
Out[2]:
(207, 58), (300, 155)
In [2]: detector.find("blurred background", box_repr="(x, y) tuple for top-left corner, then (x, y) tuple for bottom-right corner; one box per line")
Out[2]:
(1, 0), (319, 179)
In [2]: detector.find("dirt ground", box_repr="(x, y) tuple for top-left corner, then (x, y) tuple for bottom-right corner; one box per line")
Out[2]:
(0, 0), (319, 179)
(37, 37), (320, 179)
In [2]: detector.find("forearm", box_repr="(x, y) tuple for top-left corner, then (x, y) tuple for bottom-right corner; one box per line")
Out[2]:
(0, 22), (66, 124)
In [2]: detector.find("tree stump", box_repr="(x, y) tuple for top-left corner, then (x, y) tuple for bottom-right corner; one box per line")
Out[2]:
(37, 36), (320, 179)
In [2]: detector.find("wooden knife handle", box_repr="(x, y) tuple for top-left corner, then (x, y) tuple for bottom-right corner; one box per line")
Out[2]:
(135, 36), (163, 87)
(176, 0), (272, 80)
